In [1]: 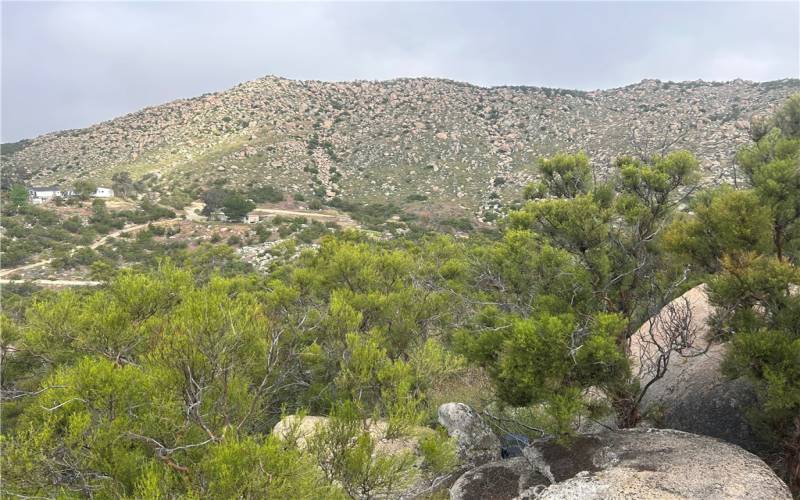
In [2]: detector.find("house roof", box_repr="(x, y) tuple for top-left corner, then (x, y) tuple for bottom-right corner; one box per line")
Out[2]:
(29, 185), (60, 192)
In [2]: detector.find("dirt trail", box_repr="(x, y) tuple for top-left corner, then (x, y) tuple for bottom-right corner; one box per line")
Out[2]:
(249, 207), (358, 227)
(0, 218), (181, 278)
(0, 279), (102, 287)
(189, 201), (357, 227)
(1, 203), (355, 281)
(184, 201), (206, 222)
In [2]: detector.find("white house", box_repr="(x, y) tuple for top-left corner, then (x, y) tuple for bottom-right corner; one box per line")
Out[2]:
(93, 187), (114, 198)
(28, 186), (61, 204)
(244, 213), (261, 224)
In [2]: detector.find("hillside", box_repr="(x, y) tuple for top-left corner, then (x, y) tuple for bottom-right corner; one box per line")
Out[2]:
(2, 76), (798, 215)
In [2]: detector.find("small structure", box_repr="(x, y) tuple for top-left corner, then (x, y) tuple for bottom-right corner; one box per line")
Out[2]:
(242, 209), (275, 224)
(208, 210), (228, 222)
(93, 187), (114, 198)
(28, 186), (61, 204)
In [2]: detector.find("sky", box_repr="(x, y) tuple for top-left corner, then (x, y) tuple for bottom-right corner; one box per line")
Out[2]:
(1, 1), (799, 143)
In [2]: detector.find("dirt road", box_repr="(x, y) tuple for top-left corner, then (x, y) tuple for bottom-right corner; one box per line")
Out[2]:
(185, 201), (357, 227)
(249, 207), (357, 227)
(184, 201), (206, 222)
(0, 279), (102, 287)
(1, 202), (354, 281)
(0, 218), (181, 279)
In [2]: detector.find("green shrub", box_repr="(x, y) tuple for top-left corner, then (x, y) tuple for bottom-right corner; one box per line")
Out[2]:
(419, 429), (459, 476)
(248, 185), (285, 203)
(308, 402), (416, 499)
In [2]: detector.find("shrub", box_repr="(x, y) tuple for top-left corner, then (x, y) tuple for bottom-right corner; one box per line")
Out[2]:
(419, 429), (459, 476)
(248, 186), (285, 203)
(406, 193), (428, 202)
(308, 402), (416, 499)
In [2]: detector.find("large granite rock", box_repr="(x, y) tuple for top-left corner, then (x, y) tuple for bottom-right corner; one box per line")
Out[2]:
(449, 428), (791, 499)
(532, 429), (791, 499)
(449, 457), (547, 500)
(629, 284), (763, 452)
(438, 402), (502, 463)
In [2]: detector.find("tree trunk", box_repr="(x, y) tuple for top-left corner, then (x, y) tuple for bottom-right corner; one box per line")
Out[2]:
(774, 224), (785, 262)
(612, 394), (640, 429)
(786, 414), (800, 495)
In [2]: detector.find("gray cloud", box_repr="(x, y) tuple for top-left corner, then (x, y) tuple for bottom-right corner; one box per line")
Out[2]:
(2, 1), (798, 142)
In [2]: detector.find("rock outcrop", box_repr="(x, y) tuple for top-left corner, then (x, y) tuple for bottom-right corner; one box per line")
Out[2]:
(629, 284), (762, 452)
(450, 428), (792, 499)
(438, 402), (502, 463)
(449, 457), (546, 500)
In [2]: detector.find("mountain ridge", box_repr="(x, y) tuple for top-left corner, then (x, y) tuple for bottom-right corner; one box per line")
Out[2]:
(3, 75), (799, 216)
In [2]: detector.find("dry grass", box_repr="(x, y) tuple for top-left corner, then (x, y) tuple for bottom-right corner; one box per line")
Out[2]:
(426, 366), (495, 420)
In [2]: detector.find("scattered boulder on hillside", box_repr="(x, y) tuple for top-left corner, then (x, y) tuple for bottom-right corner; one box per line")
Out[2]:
(629, 284), (763, 453)
(10, 77), (799, 212)
(438, 402), (502, 463)
(449, 428), (792, 500)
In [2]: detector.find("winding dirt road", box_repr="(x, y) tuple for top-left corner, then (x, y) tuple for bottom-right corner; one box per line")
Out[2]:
(0, 218), (181, 279)
(0, 203), (354, 285)
(0, 279), (102, 287)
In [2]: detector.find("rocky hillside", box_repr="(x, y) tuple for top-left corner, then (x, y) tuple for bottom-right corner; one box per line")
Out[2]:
(3, 76), (798, 215)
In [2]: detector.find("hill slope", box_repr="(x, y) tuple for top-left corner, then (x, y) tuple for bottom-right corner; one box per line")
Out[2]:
(3, 76), (798, 214)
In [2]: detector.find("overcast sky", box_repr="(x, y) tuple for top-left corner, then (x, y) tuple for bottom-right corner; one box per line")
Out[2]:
(2, 1), (798, 142)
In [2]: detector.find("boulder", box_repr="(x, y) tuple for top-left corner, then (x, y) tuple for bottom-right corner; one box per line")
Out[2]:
(450, 457), (547, 500)
(629, 284), (763, 453)
(531, 429), (791, 499)
(438, 403), (502, 463)
(449, 428), (791, 500)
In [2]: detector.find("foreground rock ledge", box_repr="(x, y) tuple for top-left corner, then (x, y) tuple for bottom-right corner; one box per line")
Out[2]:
(450, 428), (791, 500)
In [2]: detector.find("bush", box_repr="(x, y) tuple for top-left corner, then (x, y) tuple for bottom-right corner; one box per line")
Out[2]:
(248, 186), (285, 203)
(406, 193), (428, 202)
(439, 217), (473, 231)
(308, 402), (416, 499)
(419, 429), (459, 476)
(221, 194), (255, 221)
(62, 216), (83, 233)
(255, 224), (272, 243)
(160, 191), (192, 210)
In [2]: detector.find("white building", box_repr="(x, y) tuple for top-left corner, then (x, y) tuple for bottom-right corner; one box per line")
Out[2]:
(93, 187), (114, 198)
(244, 213), (261, 224)
(28, 186), (61, 204)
